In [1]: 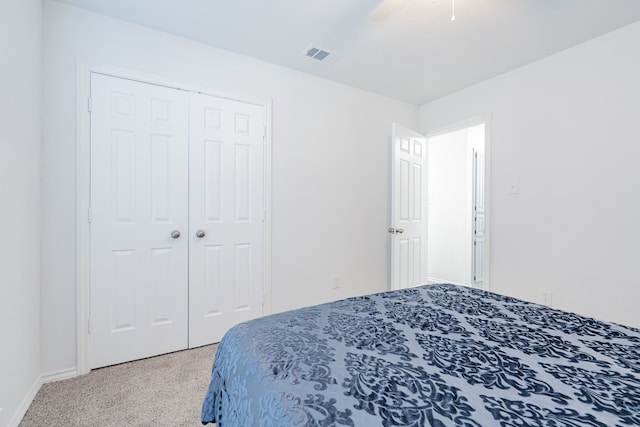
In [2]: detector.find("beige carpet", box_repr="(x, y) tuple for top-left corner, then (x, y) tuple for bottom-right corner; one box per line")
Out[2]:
(20, 344), (217, 427)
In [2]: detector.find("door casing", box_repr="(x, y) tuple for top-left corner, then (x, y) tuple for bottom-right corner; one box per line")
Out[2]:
(75, 62), (273, 374)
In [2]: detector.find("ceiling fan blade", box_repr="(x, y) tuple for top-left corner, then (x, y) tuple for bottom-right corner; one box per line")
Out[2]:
(369, 0), (407, 22)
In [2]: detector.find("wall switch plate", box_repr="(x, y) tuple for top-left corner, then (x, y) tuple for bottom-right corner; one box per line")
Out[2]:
(333, 277), (342, 289)
(508, 180), (519, 194)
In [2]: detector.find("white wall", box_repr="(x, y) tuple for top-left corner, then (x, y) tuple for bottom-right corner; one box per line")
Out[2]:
(419, 21), (640, 328)
(0, 0), (42, 425)
(41, 0), (417, 373)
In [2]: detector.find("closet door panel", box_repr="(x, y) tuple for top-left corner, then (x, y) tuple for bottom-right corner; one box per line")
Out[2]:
(188, 93), (265, 347)
(90, 73), (189, 368)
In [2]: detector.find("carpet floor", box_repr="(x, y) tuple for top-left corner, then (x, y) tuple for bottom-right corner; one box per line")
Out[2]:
(20, 344), (217, 427)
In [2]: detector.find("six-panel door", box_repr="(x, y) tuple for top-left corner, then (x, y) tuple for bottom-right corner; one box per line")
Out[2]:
(188, 93), (265, 347)
(90, 74), (265, 368)
(90, 74), (190, 368)
(391, 123), (428, 290)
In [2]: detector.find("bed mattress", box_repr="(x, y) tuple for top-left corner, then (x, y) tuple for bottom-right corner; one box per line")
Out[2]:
(201, 284), (640, 426)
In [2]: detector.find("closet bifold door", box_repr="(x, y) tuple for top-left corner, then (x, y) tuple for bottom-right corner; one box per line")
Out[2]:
(187, 92), (266, 348)
(90, 73), (189, 369)
(90, 73), (267, 367)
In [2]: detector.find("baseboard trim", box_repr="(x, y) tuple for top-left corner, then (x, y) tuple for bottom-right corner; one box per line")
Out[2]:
(7, 367), (78, 427)
(427, 277), (468, 287)
(41, 367), (78, 384)
(7, 376), (42, 427)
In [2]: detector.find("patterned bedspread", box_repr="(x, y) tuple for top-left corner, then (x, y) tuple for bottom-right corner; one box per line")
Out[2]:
(201, 284), (640, 426)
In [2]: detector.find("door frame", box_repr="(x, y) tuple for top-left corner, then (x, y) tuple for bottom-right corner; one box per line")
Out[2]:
(75, 62), (273, 375)
(423, 115), (492, 290)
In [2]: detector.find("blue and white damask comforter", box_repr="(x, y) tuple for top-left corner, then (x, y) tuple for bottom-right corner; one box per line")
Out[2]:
(201, 284), (640, 426)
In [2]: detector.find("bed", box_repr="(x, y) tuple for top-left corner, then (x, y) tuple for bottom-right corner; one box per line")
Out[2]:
(201, 284), (640, 426)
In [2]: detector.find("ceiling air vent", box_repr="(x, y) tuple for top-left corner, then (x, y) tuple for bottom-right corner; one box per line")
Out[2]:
(302, 46), (342, 65)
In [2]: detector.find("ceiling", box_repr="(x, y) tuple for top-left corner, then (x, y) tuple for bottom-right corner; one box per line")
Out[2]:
(55, 0), (640, 105)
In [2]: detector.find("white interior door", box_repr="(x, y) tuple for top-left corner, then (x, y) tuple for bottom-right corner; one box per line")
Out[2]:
(90, 73), (189, 368)
(390, 123), (428, 290)
(188, 93), (265, 347)
(90, 73), (267, 366)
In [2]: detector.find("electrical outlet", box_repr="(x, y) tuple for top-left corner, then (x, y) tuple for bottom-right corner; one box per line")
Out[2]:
(541, 291), (553, 307)
(333, 277), (342, 290)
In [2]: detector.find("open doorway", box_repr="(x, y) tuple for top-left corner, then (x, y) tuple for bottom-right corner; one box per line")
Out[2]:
(427, 123), (486, 288)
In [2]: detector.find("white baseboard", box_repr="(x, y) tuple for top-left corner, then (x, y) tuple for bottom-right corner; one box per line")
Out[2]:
(41, 367), (78, 384)
(7, 375), (42, 427)
(427, 277), (468, 287)
(7, 367), (78, 427)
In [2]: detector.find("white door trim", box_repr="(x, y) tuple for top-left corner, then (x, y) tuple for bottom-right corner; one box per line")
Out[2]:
(75, 62), (273, 375)
(423, 114), (492, 291)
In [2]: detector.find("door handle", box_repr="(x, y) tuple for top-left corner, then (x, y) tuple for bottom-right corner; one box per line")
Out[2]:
(170, 230), (181, 239)
(388, 228), (405, 234)
(195, 229), (206, 238)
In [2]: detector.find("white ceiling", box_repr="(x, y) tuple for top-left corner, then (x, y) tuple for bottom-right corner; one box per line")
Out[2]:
(55, 0), (640, 105)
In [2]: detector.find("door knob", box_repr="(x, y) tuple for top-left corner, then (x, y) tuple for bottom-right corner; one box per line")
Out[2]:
(388, 227), (405, 234)
(396, 228), (405, 234)
(170, 230), (181, 239)
(195, 229), (206, 238)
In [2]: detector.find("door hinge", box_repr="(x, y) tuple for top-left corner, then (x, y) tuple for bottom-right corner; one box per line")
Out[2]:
(88, 96), (92, 112)
(88, 208), (93, 223)
(87, 318), (92, 334)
